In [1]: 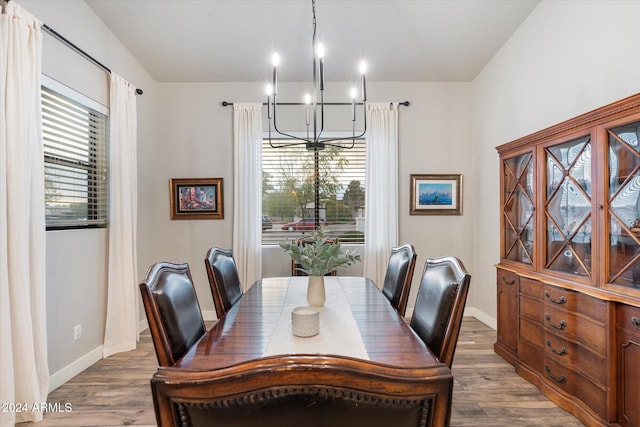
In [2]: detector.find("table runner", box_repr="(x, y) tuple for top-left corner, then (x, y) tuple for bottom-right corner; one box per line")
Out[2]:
(262, 276), (369, 360)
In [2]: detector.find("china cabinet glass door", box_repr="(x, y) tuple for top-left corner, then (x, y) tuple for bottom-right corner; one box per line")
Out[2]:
(503, 152), (534, 264)
(544, 136), (592, 277)
(607, 121), (640, 289)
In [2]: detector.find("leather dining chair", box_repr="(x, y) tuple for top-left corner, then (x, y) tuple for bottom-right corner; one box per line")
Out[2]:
(381, 244), (417, 318)
(139, 261), (206, 367)
(204, 247), (243, 319)
(409, 255), (471, 369)
(151, 354), (453, 427)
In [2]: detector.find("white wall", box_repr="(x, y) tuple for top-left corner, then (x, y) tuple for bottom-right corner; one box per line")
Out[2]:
(148, 81), (474, 317)
(20, 0), (158, 388)
(471, 0), (640, 322)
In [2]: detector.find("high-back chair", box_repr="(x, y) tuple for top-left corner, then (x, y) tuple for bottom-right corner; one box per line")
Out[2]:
(151, 355), (453, 427)
(409, 256), (471, 368)
(139, 262), (206, 367)
(381, 244), (417, 317)
(204, 247), (243, 318)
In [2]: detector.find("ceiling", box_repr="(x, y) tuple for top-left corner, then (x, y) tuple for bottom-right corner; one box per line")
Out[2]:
(85, 0), (540, 83)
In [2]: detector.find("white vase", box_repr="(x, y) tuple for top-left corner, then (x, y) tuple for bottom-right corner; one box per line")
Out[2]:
(307, 275), (326, 307)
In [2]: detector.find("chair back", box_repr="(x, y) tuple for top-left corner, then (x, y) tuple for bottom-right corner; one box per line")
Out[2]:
(204, 247), (243, 318)
(151, 355), (453, 427)
(381, 244), (417, 317)
(139, 262), (206, 367)
(409, 256), (471, 368)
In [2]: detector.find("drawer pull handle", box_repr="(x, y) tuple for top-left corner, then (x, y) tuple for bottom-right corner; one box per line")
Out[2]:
(544, 365), (567, 383)
(545, 339), (567, 355)
(544, 290), (567, 304)
(501, 276), (515, 285)
(632, 317), (640, 330)
(544, 314), (567, 330)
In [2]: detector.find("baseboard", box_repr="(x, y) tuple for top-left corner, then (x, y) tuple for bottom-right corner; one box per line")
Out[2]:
(48, 346), (102, 392)
(464, 307), (496, 330)
(405, 305), (497, 331)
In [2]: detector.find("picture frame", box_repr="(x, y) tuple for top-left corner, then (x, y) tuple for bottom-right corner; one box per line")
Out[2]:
(169, 178), (224, 220)
(410, 174), (462, 215)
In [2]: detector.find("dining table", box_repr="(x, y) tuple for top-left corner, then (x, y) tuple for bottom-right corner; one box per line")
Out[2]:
(151, 276), (454, 427)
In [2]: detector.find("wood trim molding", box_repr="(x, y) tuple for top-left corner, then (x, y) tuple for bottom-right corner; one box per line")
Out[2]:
(496, 92), (640, 156)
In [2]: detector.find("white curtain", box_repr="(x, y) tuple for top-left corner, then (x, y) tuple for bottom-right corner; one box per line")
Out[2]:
(0, 3), (49, 424)
(232, 103), (262, 292)
(103, 73), (138, 357)
(363, 103), (399, 288)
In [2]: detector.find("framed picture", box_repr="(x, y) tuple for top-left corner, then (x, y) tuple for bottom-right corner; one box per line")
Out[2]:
(169, 178), (224, 220)
(410, 174), (462, 215)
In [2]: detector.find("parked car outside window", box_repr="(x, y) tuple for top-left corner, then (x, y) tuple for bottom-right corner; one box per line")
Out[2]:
(281, 218), (326, 231)
(262, 215), (273, 230)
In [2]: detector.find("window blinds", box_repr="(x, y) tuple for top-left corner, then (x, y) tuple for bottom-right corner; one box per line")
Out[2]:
(42, 86), (109, 228)
(262, 139), (366, 244)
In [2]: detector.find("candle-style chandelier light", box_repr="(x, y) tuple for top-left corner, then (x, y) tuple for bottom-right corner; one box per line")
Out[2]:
(266, 0), (367, 151)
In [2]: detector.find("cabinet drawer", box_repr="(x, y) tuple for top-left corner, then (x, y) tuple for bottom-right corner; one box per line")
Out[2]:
(520, 316), (543, 347)
(543, 357), (607, 417)
(519, 338), (544, 373)
(544, 285), (607, 319)
(520, 277), (543, 298)
(519, 317), (543, 373)
(544, 305), (607, 356)
(617, 304), (640, 336)
(544, 332), (606, 386)
(520, 294), (543, 323)
(497, 269), (519, 288)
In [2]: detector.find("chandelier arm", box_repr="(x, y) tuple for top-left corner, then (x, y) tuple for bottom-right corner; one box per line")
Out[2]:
(315, 88), (326, 143)
(268, 139), (315, 148)
(271, 96), (320, 144)
(273, 100), (367, 147)
(270, 96), (309, 143)
(324, 140), (355, 149)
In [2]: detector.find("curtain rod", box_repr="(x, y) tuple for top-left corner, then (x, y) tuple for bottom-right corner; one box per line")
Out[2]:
(221, 101), (410, 107)
(40, 22), (144, 95)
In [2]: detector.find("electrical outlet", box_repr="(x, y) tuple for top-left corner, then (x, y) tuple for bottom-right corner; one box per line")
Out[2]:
(73, 324), (82, 340)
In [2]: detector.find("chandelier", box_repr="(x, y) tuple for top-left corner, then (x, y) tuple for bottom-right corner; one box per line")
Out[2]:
(266, 0), (367, 151)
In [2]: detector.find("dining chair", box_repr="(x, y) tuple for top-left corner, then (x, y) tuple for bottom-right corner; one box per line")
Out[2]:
(139, 261), (206, 367)
(151, 355), (453, 427)
(409, 255), (471, 369)
(204, 247), (243, 318)
(381, 244), (417, 317)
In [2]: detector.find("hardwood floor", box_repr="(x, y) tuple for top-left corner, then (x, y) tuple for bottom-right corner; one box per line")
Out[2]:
(17, 317), (583, 426)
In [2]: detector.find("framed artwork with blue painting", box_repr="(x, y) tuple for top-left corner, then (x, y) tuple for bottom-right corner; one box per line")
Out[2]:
(410, 174), (462, 215)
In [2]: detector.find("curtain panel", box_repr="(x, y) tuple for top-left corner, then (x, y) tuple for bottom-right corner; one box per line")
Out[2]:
(232, 103), (263, 293)
(363, 103), (399, 288)
(0, 2), (49, 424)
(103, 73), (139, 357)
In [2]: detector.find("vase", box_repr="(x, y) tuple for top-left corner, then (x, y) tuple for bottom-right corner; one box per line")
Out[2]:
(307, 275), (326, 307)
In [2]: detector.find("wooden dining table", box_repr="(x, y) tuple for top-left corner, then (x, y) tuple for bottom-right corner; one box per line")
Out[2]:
(152, 276), (454, 427)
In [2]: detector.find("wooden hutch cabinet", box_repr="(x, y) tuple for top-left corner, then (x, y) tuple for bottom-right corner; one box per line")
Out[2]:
(496, 93), (640, 427)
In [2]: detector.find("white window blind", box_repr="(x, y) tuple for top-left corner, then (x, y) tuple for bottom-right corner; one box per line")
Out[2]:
(43, 85), (109, 228)
(262, 139), (366, 245)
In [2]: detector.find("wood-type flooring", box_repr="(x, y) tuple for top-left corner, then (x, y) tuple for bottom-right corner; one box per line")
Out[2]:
(17, 317), (583, 426)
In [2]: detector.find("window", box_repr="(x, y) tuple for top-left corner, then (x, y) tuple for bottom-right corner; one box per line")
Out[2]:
(262, 139), (366, 245)
(42, 80), (109, 229)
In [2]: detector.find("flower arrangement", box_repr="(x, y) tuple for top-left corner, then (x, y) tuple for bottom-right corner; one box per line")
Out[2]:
(279, 228), (361, 276)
